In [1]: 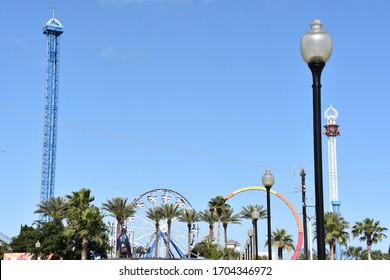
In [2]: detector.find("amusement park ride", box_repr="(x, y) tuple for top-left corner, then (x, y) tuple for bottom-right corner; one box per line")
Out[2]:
(109, 189), (200, 259)
(108, 186), (304, 260)
(39, 8), (64, 222)
(324, 105), (342, 260)
(324, 105), (341, 214)
(32, 11), (341, 260)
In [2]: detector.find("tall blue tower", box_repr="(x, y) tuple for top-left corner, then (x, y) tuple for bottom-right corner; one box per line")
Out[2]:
(39, 8), (64, 221)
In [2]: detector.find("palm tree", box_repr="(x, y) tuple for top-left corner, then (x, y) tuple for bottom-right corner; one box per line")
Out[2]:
(64, 188), (107, 260)
(177, 208), (200, 258)
(220, 207), (241, 248)
(101, 197), (136, 257)
(34, 196), (67, 220)
(65, 188), (94, 210)
(352, 218), (388, 260)
(145, 206), (163, 258)
(265, 228), (294, 260)
(192, 237), (219, 259)
(208, 195), (228, 247)
(160, 203), (181, 258)
(343, 246), (364, 260)
(241, 204), (266, 259)
(323, 212), (350, 260)
(199, 209), (216, 240)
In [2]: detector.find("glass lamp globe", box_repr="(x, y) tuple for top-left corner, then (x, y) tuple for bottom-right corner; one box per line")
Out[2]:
(300, 19), (333, 63)
(252, 209), (260, 220)
(262, 168), (275, 188)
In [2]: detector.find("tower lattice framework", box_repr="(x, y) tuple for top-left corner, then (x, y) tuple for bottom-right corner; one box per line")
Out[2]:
(39, 9), (64, 221)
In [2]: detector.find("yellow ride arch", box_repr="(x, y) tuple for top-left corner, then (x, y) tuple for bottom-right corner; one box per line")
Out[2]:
(225, 186), (303, 260)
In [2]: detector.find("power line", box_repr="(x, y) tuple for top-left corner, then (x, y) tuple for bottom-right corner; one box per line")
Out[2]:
(2, 106), (390, 181)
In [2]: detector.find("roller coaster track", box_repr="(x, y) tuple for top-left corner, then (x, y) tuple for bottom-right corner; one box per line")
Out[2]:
(0, 231), (11, 245)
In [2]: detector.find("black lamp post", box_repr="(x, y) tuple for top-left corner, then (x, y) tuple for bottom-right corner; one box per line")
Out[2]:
(248, 229), (253, 260)
(262, 168), (275, 260)
(246, 239), (251, 260)
(252, 209), (260, 260)
(301, 168), (308, 260)
(300, 19), (333, 260)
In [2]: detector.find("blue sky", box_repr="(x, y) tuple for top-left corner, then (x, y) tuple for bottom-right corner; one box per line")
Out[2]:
(1, 0), (389, 257)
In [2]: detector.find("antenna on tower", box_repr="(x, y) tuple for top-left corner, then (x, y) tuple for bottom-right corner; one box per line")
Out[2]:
(52, 6), (55, 19)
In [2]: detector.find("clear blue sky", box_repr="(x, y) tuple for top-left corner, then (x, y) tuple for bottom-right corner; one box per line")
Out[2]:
(1, 0), (389, 257)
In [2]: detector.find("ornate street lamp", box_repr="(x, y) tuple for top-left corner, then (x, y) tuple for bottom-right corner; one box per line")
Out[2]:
(262, 168), (275, 260)
(35, 240), (41, 260)
(300, 18), (333, 260)
(252, 209), (260, 260)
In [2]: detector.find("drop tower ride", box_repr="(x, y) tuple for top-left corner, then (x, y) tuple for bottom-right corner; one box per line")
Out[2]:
(324, 104), (341, 259)
(39, 8), (64, 221)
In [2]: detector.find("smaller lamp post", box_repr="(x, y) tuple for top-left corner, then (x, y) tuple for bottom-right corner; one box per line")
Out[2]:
(248, 228), (253, 260)
(252, 209), (260, 260)
(35, 240), (41, 260)
(262, 168), (275, 260)
(246, 238), (251, 260)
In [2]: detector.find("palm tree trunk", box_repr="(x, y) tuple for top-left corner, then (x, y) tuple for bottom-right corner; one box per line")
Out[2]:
(166, 220), (171, 259)
(187, 223), (191, 258)
(154, 223), (159, 258)
(330, 242), (335, 260)
(209, 223), (214, 239)
(116, 222), (123, 239)
(367, 243), (372, 260)
(116, 222), (123, 258)
(82, 235), (89, 260)
(217, 218), (221, 247)
(223, 224), (228, 248)
(278, 248), (283, 260)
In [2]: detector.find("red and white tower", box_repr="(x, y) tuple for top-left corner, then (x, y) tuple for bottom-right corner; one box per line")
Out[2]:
(324, 105), (341, 213)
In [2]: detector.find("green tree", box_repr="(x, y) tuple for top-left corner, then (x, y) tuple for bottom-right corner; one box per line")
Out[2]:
(145, 206), (164, 258)
(343, 246), (364, 260)
(352, 218), (388, 260)
(240, 204), (267, 220)
(323, 212), (350, 260)
(220, 207), (241, 248)
(222, 247), (240, 260)
(160, 203), (180, 258)
(0, 241), (11, 260)
(101, 197), (136, 257)
(208, 195), (229, 247)
(369, 249), (386, 260)
(64, 188), (108, 260)
(265, 228), (295, 260)
(177, 208), (200, 258)
(199, 209), (216, 240)
(192, 237), (220, 259)
(34, 218), (69, 259)
(241, 204), (266, 259)
(8, 225), (38, 255)
(34, 196), (67, 220)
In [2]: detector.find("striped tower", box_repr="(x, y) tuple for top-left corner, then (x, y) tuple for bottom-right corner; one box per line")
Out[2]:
(324, 105), (341, 259)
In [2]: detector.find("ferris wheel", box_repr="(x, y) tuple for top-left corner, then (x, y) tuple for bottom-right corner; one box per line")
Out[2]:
(125, 188), (199, 258)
